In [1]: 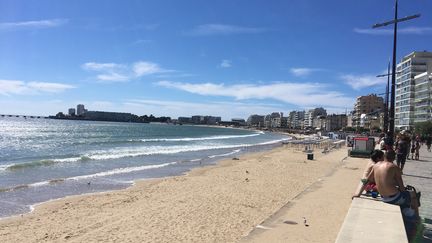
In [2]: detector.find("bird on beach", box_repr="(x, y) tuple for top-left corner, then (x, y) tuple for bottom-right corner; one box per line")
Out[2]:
(246, 170), (249, 174)
(303, 217), (309, 227)
(245, 178), (249, 182)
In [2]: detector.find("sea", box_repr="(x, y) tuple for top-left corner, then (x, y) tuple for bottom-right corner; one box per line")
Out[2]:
(0, 117), (290, 218)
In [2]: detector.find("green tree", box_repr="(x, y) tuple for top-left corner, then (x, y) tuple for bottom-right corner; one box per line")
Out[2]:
(414, 121), (432, 135)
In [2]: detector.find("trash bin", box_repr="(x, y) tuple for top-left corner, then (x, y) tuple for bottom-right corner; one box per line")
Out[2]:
(307, 153), (314, 160)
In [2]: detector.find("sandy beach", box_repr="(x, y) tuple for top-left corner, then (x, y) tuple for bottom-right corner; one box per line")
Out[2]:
(0, 143), (367, 243)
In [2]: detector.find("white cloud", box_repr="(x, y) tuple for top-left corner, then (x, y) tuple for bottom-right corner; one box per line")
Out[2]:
(133, 61), (163, 76)
(220, 60), (232, 68)
(341, 74), (386, 90)
(97, 73), (130, 82)
(290, 68), (322, 77)
(0, 19), (68, 30)
(82, 61), (172, 82)
(186, 24), (266, 36)
(354, 26), (432, 35)
(0, 80), (75, 96)
(82, 62), (125, 71)
(156, 80), (354, 109)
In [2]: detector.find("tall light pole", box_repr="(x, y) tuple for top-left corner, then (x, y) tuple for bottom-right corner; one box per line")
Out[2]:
(377, 64), (402, 133)
(372, 0), (420, 141)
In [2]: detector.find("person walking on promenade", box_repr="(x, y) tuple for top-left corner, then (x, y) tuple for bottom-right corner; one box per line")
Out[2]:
(426, 134), (431, 152)
(410, 142), (416, 160)
(396, 133), (409, 174)
(383, 132), (394, 151)
(415, 139), (420, 160)
(406, 134), (412, 160)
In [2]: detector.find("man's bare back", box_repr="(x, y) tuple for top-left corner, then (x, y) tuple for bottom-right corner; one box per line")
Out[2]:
(371, 160), (404, 197)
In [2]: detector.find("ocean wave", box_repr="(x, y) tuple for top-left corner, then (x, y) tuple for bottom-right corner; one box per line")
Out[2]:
(67, 161), (177, 180)
(0, 162), (176, 192)
(2, 137), (289, 171)
(62, 132), (264, 146)
(135, 132), (263, 142)
(87, 139), (286, 161)
(208, 149), (241, 158)
(3, 156), (91, 171)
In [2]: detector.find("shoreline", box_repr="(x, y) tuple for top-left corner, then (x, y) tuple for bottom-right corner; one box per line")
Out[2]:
(0, 137), (353, 242)
(0, 133), (291, 220)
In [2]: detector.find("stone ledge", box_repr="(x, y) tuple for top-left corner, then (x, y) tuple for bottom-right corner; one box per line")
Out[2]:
(335, 197), (408, 243)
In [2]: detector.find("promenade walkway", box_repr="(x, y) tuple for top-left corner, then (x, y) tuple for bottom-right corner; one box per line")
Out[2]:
(403, 145), (432, 242)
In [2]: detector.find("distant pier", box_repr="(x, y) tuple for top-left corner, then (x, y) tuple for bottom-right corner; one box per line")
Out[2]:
(0, 114), (47, 119)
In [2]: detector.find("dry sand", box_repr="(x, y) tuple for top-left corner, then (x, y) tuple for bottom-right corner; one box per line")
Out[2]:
(0, 144), (367, 243)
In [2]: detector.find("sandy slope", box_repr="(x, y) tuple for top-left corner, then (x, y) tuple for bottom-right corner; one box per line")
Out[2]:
(0, 144), (365, 243)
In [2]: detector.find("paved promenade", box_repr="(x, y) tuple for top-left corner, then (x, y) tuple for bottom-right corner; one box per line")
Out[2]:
(403, 146), (432, 242)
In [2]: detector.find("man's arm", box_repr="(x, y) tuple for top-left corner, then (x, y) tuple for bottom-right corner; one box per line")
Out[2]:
(393, 166), (405, 191)
(352, 168), (375, 199)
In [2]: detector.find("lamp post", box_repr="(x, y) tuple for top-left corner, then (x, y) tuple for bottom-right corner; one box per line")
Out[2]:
(372, 0), (420, 141)
(377, 65), (402, 133)
(376, 62), (391, 133)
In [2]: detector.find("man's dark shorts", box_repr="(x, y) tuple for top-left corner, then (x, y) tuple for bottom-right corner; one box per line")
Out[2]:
(382, 191), (411, 208)
(397, 153), (407, 164)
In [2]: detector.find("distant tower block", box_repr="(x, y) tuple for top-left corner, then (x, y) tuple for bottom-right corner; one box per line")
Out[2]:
(68, 108), (76, 116)
(77, 104), (85, 116)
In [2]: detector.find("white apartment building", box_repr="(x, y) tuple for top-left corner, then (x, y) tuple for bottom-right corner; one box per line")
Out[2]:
(304, 108), (326, 128)
(304, 109), (314, 128)
(414, 72), (432, 123)
(395, 51), (432, 130)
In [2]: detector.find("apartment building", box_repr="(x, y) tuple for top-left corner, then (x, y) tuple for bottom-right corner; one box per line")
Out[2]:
(395, 51), (432, 130)
(414, 72), (432, 123)
(288, 110), (305, 129)
(325, 114), (347, 132)
(353, 94), (384, 128)
(304, 107), (326, 128)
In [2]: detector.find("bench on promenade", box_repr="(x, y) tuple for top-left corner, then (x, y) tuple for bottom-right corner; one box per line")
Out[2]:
(335, 197), (408, 243)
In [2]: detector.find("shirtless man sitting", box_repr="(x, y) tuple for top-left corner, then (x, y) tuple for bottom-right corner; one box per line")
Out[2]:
(353, 150), (419, 218)
(352, 149), (384, 197)
(375, 150), (417, 208)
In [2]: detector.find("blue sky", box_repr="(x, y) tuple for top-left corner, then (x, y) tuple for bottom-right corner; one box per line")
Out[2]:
(0, 0), (431, 120)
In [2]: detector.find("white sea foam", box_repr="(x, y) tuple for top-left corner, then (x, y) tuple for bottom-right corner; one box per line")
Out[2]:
(86, 141), (281, 161)
(28, 181), (50, 187)
(0, 164), (12, 171)
(3, 136), (290, 171)
(67, 161), (177, 181)
(137, 133), (263, 142)
(208, 149), (241, 158)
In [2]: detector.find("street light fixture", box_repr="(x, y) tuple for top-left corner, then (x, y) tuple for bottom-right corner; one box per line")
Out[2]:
(372, 0), (420, 141)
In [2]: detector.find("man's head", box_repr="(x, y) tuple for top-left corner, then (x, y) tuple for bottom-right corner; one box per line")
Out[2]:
(384, 150), (396, 162)
(370, 149), (384, 162)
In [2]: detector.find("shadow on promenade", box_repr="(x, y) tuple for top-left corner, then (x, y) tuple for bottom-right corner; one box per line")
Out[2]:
(403, 174), (432, 180)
